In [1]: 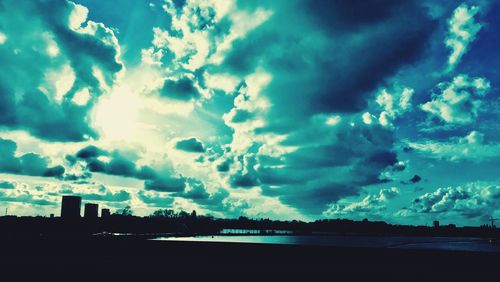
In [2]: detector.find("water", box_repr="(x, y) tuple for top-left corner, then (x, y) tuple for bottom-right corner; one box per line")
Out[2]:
(154, 234), (500, 253)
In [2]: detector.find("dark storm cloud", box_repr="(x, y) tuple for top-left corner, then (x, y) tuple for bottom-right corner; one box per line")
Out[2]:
(219, 0), (435, 215)
(216, 158), (232, 172)
(225, 0), (436, 132)
(305, 0), (412, 31)
(175, 137), (205, 153)
(230, 173), (260, 188)
(402, 175), (422, 185)
(160, 77), (200, 101)
(76, 145), (108, 159)
(0, 0), (123, 141)
(43, 165), (66, 177)
(73, 145), (186, 192)
(282, 124), (397, 204)
(230, 120), (401, 214)
(88, 156), (136, 177)
(75, 146), (144, 177)
(0, 138), (65, 178)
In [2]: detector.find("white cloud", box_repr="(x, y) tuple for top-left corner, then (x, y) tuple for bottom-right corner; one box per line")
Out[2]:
(0, 0), (123, 141)
(44, 64), (76, 103)
(203, 72), (240, 93)
(421, 74), (490, 124)
(445, 3), (482, 70)
(362, 112), (374, 125)
(375, 87), (414, 127)
(324, 187), (399, 216)
(68, 2), (89, 30)
(143, 0), (271, 101)
(72, 88), (91, 106)
(408, 130), (500, 162)
(223, 70), (272, 154)
(402, 183), (499, 220)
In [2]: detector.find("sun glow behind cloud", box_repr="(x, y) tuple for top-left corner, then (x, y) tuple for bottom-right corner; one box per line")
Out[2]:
(92, 85), (141, 142)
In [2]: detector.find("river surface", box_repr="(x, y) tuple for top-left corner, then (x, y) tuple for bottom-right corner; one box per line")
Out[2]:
(154, 234), (500, 253)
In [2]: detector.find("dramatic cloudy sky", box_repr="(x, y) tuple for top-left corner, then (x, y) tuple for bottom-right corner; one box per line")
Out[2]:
(0, 0), (498, 226)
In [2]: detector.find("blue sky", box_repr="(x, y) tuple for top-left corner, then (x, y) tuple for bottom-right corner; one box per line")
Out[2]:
(0, 0), (498, 226)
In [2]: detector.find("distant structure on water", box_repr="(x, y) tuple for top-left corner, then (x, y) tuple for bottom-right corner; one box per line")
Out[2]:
(84, 203), (99, 219)
(433, 221), (440, 228)
(61, 195), (81, 218)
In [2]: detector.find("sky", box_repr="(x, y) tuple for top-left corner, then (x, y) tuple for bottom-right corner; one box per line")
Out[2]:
(0, 0), (498, 226)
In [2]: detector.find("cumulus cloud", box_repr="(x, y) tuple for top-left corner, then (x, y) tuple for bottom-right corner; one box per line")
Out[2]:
(324, 187), (399, 217)
(445, 3), (482, 70)
(421, 75), (490, 125)
(402, 184), (499, 219)
(408, 130), (500, 162)
(73, 145), (186, 192)
(373, 87), (414, 127)
(175, 137), (205, 153)
(141, 0), (270, 103)
(0, 0), (123, 141)
(0, 138), (65, 178)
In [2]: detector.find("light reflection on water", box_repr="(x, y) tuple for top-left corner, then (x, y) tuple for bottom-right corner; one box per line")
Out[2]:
(154, 235), (500, 253)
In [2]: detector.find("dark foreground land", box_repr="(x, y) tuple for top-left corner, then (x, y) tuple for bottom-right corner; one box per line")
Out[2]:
(0, 237), (498, 280)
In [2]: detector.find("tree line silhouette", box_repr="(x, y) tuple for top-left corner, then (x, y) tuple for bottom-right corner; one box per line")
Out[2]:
(0, 206), (498, 239)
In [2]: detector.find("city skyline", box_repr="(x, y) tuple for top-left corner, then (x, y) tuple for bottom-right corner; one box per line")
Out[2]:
(0, 0), (499, 227)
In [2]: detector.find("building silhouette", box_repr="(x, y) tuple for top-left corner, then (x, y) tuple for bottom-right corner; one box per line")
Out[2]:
(433, 220), (440, 228)
(61, 196), (81, 218)
(101, 208), (111, 218)
(84, 203), (99, 219)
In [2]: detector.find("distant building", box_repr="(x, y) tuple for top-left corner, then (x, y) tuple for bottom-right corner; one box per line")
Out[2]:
(50, 214), (54, 218)
(61, 196), (81, 218)
(433, 220), (440, 228)
(84, 203), (99, 219)
(101, 208), (111, 218)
